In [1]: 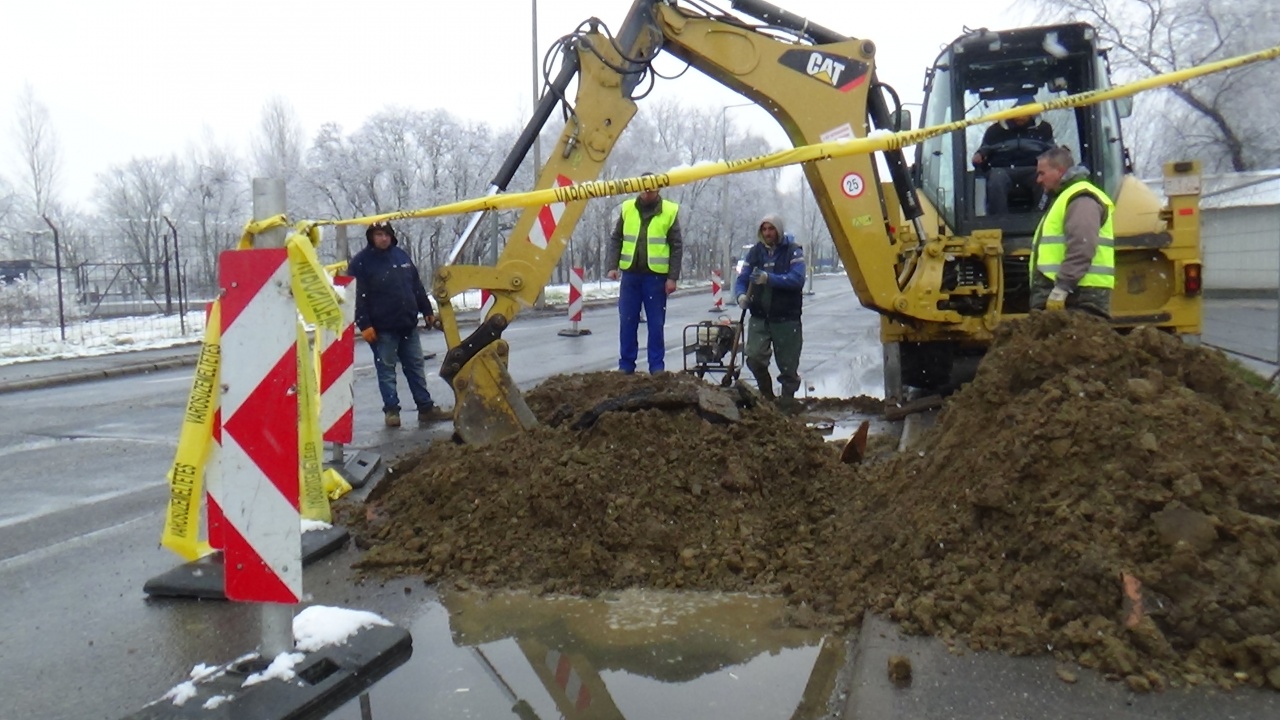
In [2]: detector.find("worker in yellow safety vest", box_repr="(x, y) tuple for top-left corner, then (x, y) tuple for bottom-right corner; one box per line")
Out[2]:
(1030, 146), (1115, 318)
(606, 174), (684, 374)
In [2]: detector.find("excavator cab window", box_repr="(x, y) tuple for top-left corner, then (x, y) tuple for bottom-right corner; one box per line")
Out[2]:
(918, 24), (1129, 248)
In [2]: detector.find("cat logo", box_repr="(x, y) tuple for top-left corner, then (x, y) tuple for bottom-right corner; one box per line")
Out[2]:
(779, 49), (869, 92)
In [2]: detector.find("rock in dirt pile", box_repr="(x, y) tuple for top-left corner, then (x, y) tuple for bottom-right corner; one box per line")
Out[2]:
(345, 312), (1280, 691)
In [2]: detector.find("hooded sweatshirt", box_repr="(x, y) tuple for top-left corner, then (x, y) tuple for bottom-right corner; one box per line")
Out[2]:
(734, 214), (806, 321)
(347, 232), (434, 332)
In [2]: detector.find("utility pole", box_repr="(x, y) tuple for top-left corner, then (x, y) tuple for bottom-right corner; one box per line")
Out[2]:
(720, 102), (753, 281)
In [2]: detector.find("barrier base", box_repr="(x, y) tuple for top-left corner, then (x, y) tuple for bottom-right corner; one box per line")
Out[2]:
(123, 623), (412, 719)
(340, 449), (381, 489)
(709, 305), (725, 313)
(557, 327), (592, 337)
(143, 526), (350, 600)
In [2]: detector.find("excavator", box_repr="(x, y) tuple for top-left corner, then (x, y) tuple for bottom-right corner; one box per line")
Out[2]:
(431, 0), (1203, 445)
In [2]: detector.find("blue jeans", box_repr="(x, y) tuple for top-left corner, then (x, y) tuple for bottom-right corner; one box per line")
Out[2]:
(371, 329), (434, 412)
(618, 271), (668, 373)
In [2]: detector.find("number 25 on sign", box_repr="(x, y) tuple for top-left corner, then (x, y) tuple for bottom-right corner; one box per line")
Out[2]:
(841, 172), (865, 198)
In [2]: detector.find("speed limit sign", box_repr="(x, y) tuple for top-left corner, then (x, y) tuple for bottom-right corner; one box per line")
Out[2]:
(841, 172), (865, 198)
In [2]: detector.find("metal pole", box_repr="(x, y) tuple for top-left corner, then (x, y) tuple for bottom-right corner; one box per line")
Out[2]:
(164, 216), (186, 334)
(251, 177), (294, 660)
(161, 226), (174, 315)
(531, 0), (541, 174)
(335, 224), (349, 262)
(42, 216), (66, 341)
(719, 102), (754, 281)
(720, 108), (730, 283)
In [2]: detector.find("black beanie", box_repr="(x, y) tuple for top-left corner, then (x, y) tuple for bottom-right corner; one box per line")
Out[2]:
(366, 221), (397, 245)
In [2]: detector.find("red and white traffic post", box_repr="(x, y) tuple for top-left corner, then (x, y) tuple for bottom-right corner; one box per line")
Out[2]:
(319, 275), (355, 463)
(709, 269), (724, 312)
(218, 178), (300, 658)
(557, 266), (592, 337)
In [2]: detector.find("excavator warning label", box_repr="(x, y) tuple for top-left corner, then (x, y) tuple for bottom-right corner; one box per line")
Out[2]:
(841, 172), (866, 198)
(779, 49), (869, 92)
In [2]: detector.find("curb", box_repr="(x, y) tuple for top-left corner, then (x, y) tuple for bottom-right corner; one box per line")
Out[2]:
(0, 355), (200, 395)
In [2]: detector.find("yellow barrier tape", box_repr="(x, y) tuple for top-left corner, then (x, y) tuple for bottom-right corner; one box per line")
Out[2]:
(238, 214), (289, 249)
(308, 43), (1280, 229)
(296, 321), (331, 523)
(323, 260), (348, 275)
(323, 468), (353, 501)
(161, 301), (221, 561)
(287, 231), (344, 332)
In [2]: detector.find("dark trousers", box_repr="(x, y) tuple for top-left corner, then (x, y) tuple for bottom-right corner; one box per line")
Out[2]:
(618, 271), (668, 373)
(1030, 273), (1112, 319)
(745, 316), (803, 398)
(371, 329), (434, 412)
(986, 166), (1040, 214)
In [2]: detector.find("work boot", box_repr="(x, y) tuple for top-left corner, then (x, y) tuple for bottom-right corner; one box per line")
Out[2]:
(384, 411), (401, 428)
(418, 405), (450, 423)
(758, 384), (776, 401)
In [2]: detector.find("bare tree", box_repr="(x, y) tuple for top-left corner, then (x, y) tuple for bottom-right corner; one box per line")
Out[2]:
(251, 95), (306, 207)
(95, 156), (181, 283)
(12, 84), (61, 218)
(1022, 0), (1280, 172)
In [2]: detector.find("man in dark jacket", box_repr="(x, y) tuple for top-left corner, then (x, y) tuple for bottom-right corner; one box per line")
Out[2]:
(605, 178), (684, 374)
(733, 214), (805, 400)
(346, 221), (441, 427)
(973, 96), (1055, 214)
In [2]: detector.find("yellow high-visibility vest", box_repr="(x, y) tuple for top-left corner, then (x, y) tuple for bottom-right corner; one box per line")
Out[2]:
(1030, 180), (1115, 289)
(619, 199), (678, 274)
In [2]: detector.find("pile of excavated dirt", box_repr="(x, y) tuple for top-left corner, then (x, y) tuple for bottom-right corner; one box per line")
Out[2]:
(833, 312), (1280, 691)
(344, 312), (1280, 691)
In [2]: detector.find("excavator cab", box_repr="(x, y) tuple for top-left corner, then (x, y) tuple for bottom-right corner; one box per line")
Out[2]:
(916, 24), (1133, 315)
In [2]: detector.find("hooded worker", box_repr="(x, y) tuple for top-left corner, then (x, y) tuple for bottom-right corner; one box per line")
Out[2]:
(973, 95), (1056, 214)
(733, 214), (806, 401)
(346, 220), (443, 427)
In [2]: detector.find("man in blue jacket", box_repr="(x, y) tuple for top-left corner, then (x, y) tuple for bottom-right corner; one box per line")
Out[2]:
(347, 221), (441, 427)
(734, 214), (805, 401)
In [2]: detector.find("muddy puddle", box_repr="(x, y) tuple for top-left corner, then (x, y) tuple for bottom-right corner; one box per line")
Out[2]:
(328, 590), (842, 719)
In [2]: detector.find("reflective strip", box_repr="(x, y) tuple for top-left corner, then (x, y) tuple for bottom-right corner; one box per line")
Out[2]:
(1037, 264), (1115, 276)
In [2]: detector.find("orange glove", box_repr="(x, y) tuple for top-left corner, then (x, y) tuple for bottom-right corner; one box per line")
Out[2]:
(361, 327), (377, 343)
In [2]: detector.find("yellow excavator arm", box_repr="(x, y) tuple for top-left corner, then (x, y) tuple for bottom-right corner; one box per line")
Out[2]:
(434, 0), (994, 444)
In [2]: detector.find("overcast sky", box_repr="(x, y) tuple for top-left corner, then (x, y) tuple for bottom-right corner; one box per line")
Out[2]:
(2, 0), (1027, 206)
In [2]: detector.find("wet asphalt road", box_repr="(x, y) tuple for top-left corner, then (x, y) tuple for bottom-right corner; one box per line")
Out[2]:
(0, 276), (884, 720)
(5, 285), (1276, 720)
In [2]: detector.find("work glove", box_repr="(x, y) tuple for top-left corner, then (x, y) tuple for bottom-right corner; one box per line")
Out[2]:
(751, 269), (768, 286)
(736, 293), (750, 310)
(1046, 287), (1069, 312)
(422, 315), (436, 331)
(360, 327), (377, 343)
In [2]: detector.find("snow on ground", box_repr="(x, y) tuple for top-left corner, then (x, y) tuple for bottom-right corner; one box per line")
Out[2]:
(0, 280), (647, 366)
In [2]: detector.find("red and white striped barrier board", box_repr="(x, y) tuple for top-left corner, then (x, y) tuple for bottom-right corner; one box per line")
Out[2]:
(527, 175), (575, 250)
(710, 270), (724, 311)
(568, 267), (584, 322)
(557, 267), (591, 337)
(480, 289), (495, 321)
(320, 276), (354, 444)
(545, 649), (592, 712)
(218, 249), (301, 604)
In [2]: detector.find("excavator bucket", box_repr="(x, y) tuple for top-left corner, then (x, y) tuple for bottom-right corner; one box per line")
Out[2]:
(447, 338), (539, 445)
